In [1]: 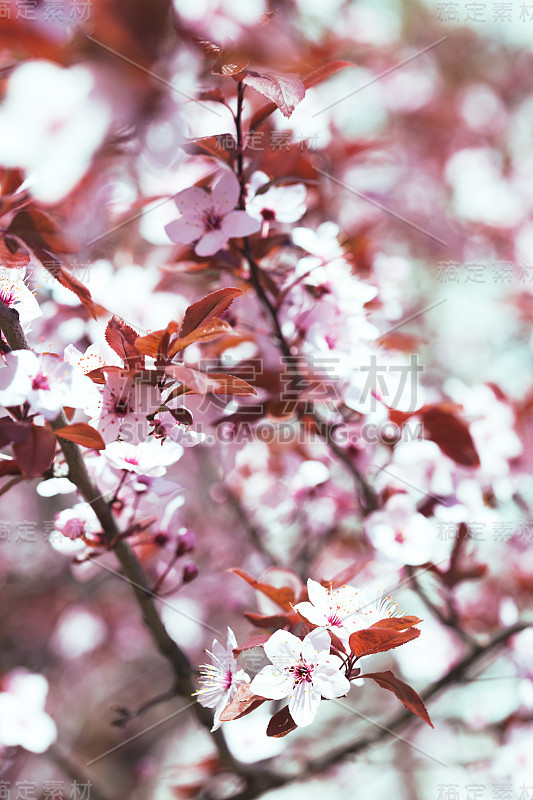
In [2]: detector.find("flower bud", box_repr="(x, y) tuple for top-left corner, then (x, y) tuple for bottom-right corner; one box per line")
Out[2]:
(182, 563), (198, 584)
(175, 529), (196, 557)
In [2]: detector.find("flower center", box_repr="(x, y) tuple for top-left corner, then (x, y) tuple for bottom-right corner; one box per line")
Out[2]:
(0, 288), (17, 307)
(224, 670), (233, 690)
(31, 372), (50, 391)
(291, 661), (313, 684)
(261, 208), (276, 222)
(394, 529), (405, 544)
(114, 398), (133, 416)
(203, 209), (223, 231)
(327, 612), (343, 627)
(124, 456), (139, 466)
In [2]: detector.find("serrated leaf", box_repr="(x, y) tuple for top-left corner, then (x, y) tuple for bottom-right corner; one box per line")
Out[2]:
(243, 70), (305, 118)
(361, 670), (433, 728)
(180, 288), (243, 338)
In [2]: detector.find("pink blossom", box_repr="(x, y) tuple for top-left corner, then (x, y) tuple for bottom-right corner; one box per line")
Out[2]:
(246, 171), (307, 230)
(195, 628), (251, 731)
(0, 670), (57, 753)
(294, 579), (399, 642)
(88, 372), (161, 444)
(53, 502), (101, 542)
(103, 439), (183, 477)
(151, 409), (206, 447)
(0, 60), (111, 204)
(363, 493), (437, 566)
(165, 172), (261, 256)
(0, 350), (95, 420)
(0, 266), (42, 330)
(250, 628), (350, 727)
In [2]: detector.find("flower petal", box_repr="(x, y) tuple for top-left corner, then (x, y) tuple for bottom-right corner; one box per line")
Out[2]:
(288, 682), (321, 727)
(302, 628), (331, 661)
(313, 663), (351, 699)
(165, 216), (204, 245)
(306, 578), (330, 609)
(293, 601), (328, 628)
(175, 185), (210, 216)
(250, 665), (291, 700)
(211, 171), (240, 213)
(222, 210), (261, 237)
(195, 229), (229, 256)
(264, 629), (302, 668)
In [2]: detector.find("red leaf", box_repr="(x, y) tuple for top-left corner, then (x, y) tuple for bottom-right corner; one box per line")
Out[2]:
(105, 316), (142, 366)
(243, 70), (305, 119)
(180, 288), (243, 338)
(12, 424), (56, 479)
(303, 60), (354, 90)
(0, 459), (22, 477)
(218, 684), (266, 721)
(369, 616), (423, 630)
(168, 319), (234, 357)
(232, 634), (271, 657)
(243, 611), (298, 629)
(0, 237), (30, 268)
(211, 46), (249, 76)
(54, 423), (105, 450)
(203, 373), (256, 396)
(266, 706), (298, 737)
(135, 321), (178, 359)
(250, 60), (352, 131)
(349, 626), (420, 659)
(228, 568), (297, 611)
(7, 209), (79, 254)
(421, 405), (480, 468)
(361, 670), (434, 728)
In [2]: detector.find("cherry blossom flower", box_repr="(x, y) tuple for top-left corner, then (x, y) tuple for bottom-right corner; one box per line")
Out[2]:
(0, 266), (42, 329)
(164, 172), (261, 256)
(0, 350), (95, 420)
(151, 409), (206, 447)
(294, 579), (399, 642)
(103, 439), (183, 477)
(88, 372), (161, 444)
(0, 60), (111, 204)
(363, 493), (437, 566)
(246, 171), (307, 232)
(0, 670), (57, 753)
(195, 627), (251, 731)
(53, 502), (101, 542)
(64, 342), (123, 374)
(250, 628), (350, 727)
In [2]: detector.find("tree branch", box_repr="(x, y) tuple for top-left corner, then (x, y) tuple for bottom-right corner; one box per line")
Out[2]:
(0, 304), (239, 771)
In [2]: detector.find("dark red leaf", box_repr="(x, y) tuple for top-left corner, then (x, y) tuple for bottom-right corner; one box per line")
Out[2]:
(349, 626), (420, 659)
(54, 423), (106, 450)
(243, 611), (298, 629)
(232, 634), (271, 657)
(7, 209), (79, 254)
(361, 670), (433, 728)
(13, 424), (56, 479)
(421, 405), (480, 468)
(228, 568), (297, 611)
(303, 60), (354, 90)
(179, 287), (243, 338)
(0, 459), (22, 477)
(266, 706), (298, 737)
(168, 319), (234, 357)
(218, 684), (266, 721)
